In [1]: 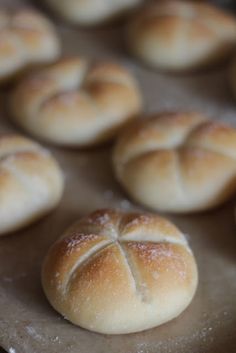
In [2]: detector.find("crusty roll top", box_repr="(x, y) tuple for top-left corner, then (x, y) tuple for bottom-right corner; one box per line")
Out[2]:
(42, 209), (198, 334)
(9, 58), (142, 146)
(0, 134), (64, 234)
(127, 0), (236, 70)
(130, 0), (236, 37)
(113, 112), (236, 212)
(0, 9), (60, 81)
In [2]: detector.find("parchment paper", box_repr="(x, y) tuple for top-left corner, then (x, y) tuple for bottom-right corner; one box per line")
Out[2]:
(0, 0), (236, 352)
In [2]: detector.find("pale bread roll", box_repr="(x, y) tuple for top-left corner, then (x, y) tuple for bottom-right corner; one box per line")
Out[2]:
(113, 112), (236, 213)
(9, 58), (142, 147)
(0, 9), (60, 83)
(44, 0), (142, 26)
(42, 209), (198, 334)
(0, 134), (64, 235)
(127, 0), (236, 71)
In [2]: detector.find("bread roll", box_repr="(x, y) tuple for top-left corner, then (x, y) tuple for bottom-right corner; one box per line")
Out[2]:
(42, 209), (198, 334)
(0, 134), (64, 235)
(9, 58), (142, 147)
(0, 9), (60, 83)
(113, 112), (236, 213)
(44, 0), (142, 26)
(127, 0), (236, 71)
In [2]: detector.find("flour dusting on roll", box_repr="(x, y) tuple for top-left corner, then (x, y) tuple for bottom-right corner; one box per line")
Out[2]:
(42, 209), (198, 334)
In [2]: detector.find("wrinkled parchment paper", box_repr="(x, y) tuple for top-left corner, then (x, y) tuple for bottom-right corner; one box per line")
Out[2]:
(0, 0), (236, 352)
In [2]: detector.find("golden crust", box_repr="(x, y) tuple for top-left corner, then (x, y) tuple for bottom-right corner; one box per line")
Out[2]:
(45, 0), (142, 25)
(113, 112), (236, 212)
(9, 58), (142, 147)
(0, 9), (60, 83)
(42, 209), (198, 334)
(127, 0), (236, 71)
(0, 134), (64, 235)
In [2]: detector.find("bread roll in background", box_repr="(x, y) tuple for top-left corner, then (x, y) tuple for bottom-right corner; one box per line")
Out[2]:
(126, 0), (236, 72)
(42, 209), (198, 334)
(113, 112), (236, 213)
(0, 135), (64, 235)
(9, 58), (142, 147)
(0, 9), (60, 83)
(44, 0), (143, 26)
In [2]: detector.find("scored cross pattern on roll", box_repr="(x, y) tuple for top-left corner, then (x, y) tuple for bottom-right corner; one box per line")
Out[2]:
(42, 209), (198, 334)
(9, 58), (142, 147)
(127, 0), (236, 71)
(0, 135), (64, 235)
(113, 112), (236, 212)
(0, 9), (60, 83)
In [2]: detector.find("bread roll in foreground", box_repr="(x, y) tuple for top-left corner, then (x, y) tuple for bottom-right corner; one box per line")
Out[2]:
(9, 58), (142, 147)
(0, 135), (64, 235)
(0, 9), (60, 83)
(44, 0), (142, 26)
(42, 209), (198, 334)
(113, 112), (236, 213)
(127, 0), (236, 71)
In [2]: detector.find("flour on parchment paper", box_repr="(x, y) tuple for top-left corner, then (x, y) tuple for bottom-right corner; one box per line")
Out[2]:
(9, 348), (16, 353)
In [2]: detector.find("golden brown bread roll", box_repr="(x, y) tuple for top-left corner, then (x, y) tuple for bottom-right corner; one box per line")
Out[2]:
(9, 58), (142, 147)
(127, 0), (236, 71)
(44, 0), (142, 26)
(0, 134), (64, 235)
(42, 209), (198, 334)
(0, 9), (60, 83)
(113, 112), (236, 213)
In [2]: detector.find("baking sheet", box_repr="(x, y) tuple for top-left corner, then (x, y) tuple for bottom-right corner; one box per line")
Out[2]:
(0, 0), (236, 352)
